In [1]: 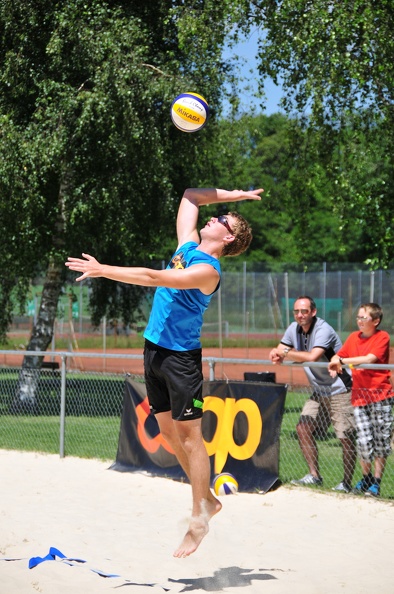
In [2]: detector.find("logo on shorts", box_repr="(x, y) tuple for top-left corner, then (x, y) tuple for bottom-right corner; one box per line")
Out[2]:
(184, 408), (193, 416)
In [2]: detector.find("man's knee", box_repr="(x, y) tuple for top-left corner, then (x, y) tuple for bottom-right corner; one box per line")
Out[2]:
(175, 420), (202, 447)
(339, 433), (356, 445)
(156, 413), (177, 443)
(296, 416), (316, 437)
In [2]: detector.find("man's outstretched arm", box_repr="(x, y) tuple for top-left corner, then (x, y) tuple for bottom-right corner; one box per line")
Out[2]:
(65, 253), (219, 293)
(176, 187), (263, 247)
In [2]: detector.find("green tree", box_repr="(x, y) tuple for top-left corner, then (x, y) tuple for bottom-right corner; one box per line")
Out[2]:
(0, 0), (235, 405)
(204, 113), (300, 266)
(202, 112), (366, 267)
(235, 0), (394, 267)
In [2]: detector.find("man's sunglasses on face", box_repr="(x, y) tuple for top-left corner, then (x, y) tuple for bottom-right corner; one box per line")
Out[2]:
(217, 215), (234, 235)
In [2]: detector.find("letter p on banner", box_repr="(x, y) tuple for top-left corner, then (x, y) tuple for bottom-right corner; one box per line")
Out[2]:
(203, 396), (262, 474)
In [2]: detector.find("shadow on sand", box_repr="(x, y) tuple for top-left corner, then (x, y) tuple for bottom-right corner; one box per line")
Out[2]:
(167, 566), (278, 591)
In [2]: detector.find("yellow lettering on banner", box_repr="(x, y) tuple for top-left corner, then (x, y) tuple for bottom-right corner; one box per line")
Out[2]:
(203, 396), (263, 474)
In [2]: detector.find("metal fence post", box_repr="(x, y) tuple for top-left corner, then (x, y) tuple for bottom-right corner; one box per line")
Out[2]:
(59, 355), (67, 458)
(208, 359), (216, 381)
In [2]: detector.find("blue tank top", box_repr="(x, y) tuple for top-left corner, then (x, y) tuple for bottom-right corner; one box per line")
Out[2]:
(143, 242), (221, 351)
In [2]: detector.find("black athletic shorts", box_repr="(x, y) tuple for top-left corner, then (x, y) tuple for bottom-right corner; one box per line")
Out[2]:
(143, 339), (204, 421)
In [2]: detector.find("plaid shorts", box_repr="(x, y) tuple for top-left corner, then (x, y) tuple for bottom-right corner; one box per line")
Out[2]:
(354, 398), (394, 461)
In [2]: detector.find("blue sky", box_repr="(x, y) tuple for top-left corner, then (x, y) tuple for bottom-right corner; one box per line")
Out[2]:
(222, 30), (284, 116)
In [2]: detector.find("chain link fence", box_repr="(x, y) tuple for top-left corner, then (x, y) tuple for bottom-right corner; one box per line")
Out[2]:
(280, 384), (394, 499)
(202, 265), (394, 340)
(0, 352), (393, 500)
(0, 363), (127, 460)
(8, 264), (394, 347)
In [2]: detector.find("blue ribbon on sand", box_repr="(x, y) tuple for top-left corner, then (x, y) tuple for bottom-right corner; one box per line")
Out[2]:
(2, 547), (168, 588)
(28, 546), (86, 569)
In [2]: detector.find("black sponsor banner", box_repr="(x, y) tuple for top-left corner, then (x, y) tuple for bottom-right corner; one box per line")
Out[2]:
(111, 377), (287, 493)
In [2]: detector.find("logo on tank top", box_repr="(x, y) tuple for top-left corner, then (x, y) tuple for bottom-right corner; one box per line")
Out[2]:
(170, 252), (186, 269)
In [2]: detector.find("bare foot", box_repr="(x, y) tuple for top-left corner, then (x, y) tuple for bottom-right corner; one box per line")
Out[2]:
(173, 497), (222, 558)
(173, 515), (209, 558)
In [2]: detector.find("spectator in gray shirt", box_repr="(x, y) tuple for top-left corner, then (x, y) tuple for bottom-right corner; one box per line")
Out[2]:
(269, 296), (356, 493)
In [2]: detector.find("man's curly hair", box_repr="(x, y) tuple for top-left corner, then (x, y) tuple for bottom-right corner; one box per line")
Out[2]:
(221, 212), (253, 257)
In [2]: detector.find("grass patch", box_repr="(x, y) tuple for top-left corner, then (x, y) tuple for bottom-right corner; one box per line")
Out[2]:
(0, 415), (120, 460)
(61, 416), (121, 459)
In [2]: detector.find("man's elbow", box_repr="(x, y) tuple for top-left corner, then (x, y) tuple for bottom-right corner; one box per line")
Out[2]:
(366, 354), (378, 364)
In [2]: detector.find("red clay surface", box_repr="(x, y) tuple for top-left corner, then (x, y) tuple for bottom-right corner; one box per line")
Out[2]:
(0, 347), (309, 385)
(4, 346), (394, 386)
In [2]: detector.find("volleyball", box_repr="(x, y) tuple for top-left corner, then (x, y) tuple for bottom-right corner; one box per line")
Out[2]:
(213, 473), (238, 496)
(170, 92), (209, 133)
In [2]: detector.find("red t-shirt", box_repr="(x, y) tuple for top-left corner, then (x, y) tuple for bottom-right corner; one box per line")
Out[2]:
(337, 329), (393, 407)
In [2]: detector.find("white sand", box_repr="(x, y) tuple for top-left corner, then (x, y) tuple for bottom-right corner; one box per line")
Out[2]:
(1, 449), (393, 594)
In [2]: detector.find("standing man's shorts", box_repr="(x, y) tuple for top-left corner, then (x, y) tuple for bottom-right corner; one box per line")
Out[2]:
(144, 339), (204, 421)
(300, 391), (355, 439)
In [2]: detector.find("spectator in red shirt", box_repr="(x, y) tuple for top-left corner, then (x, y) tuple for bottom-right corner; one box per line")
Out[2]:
(329, 303), (393, 497)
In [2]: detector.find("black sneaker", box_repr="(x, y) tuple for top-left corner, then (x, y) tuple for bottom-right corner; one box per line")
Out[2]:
(365, 483), (380, 497)
(352, 478), (370, 494)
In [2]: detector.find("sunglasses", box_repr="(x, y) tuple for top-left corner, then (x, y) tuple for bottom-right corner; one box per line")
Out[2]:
(217, 215), (234, 235)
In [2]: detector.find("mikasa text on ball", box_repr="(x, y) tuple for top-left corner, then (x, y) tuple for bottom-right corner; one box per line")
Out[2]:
(213, 472), (238, 496)
(170, 92), (209, 133)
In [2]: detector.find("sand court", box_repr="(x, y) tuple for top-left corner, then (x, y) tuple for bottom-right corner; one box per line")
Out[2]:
(1, 449), (393, 594)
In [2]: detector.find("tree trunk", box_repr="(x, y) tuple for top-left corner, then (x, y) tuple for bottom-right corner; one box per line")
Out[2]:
(12, 169), (69, 411)
(12, 259), (64, 411)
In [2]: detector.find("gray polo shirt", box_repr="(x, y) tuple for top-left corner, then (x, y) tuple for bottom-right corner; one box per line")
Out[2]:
(281, 316), (351, 396)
